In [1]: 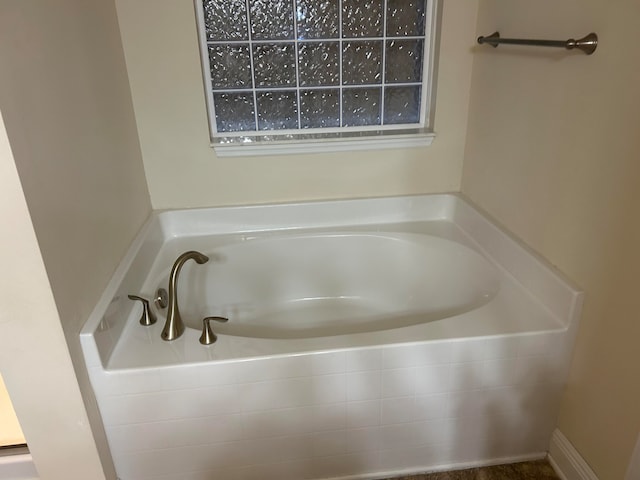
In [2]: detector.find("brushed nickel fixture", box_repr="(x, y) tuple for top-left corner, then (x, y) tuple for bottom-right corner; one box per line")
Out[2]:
(477, 32), (598, 55)
(161, 251), (209, 341)
(128, 295), (157, 326)
(199, 316), (229, 345)
(155, 288), (168, 309)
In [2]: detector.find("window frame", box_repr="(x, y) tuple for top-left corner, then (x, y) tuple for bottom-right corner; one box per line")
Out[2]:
(194, 0), (442, 156)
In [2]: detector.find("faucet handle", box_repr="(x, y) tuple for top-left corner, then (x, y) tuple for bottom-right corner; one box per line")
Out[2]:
(199, 316), (229, 345)
(128, 295), (157, 326)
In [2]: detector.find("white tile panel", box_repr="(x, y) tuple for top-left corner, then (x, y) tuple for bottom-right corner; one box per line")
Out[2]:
(237, 378), (313, 411)
(346, 400), (380, 428)
(381, 368), (417, 398)
(382, 342), (452, 369)
(449, 362), (484, 391)
(312, 430), (348, 457)
(346, 426), (381, 453)
(346, 371), (382, 401)
(414, 363), (452, 395)
(345, 348), (383, 372)
(381, 396), (417, 425)
(309, 373), (348, 404)
(378, 444), (444, 471)
(310, 351), (347, 375)
(379, 419), (444, 450)
(242, 407), (316, 438)
(414, 393), (449, 421)
(482, 358), (521, 388)
(451, 338), (489, 363)
(234, 356), (312, 383)
(483, 336), (521, 360)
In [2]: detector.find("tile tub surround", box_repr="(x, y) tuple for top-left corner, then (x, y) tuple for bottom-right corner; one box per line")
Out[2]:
(80, 194), (583, 480)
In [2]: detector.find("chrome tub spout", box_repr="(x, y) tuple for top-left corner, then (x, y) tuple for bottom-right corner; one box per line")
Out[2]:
(161, 250), (209, 341)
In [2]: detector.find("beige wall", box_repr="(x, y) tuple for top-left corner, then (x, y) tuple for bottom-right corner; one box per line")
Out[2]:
(115, 0), (479, 209)
(0, 1), (151, 478)
(462, 1), (640, 478)
(0, 111), (106, 479)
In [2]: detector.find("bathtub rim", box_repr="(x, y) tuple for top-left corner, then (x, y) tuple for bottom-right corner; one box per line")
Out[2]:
(80, 193), (584, 371)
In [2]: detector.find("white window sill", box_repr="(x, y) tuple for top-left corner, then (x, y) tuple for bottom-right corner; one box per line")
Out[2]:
(212, 132), (436, 157)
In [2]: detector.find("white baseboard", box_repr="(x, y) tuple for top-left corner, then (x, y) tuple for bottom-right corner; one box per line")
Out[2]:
(549, 429), (599, 480)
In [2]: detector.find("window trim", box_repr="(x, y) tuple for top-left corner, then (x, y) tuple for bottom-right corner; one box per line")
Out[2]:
(194, 0), (442, 156)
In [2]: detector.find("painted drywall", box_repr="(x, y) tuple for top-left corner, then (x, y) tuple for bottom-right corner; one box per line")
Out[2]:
(462, 1), (640, 479)
(0, 1), (152, 478)
(0, 111), (107, 479)
(115, 0), (479, 209)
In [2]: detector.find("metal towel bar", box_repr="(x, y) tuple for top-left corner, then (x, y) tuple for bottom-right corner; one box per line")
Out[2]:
(477, 32), (598, 55)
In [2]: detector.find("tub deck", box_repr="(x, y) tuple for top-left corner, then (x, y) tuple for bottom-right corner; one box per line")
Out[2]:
(106, 218), (567, 370)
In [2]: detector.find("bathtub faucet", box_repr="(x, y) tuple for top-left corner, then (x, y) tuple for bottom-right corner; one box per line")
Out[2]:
(161, 250), (209, 341)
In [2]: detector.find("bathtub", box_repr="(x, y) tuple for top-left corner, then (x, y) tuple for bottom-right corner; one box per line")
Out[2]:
(81, 194), (582, 480)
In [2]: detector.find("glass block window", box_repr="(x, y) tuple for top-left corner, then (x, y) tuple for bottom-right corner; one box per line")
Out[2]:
(195, 0), (438, 147)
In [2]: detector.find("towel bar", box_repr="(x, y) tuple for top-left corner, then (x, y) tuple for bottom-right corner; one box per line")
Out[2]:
(477, 32), (598, 55)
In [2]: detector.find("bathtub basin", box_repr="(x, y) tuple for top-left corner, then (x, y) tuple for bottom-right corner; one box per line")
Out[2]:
(166, 232), (499, 339)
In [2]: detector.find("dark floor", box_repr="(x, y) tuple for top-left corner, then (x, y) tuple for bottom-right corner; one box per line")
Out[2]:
(382, 459), (560, 480)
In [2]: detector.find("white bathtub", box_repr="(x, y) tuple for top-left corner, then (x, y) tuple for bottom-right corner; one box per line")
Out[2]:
(81, 194), (582, 480)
